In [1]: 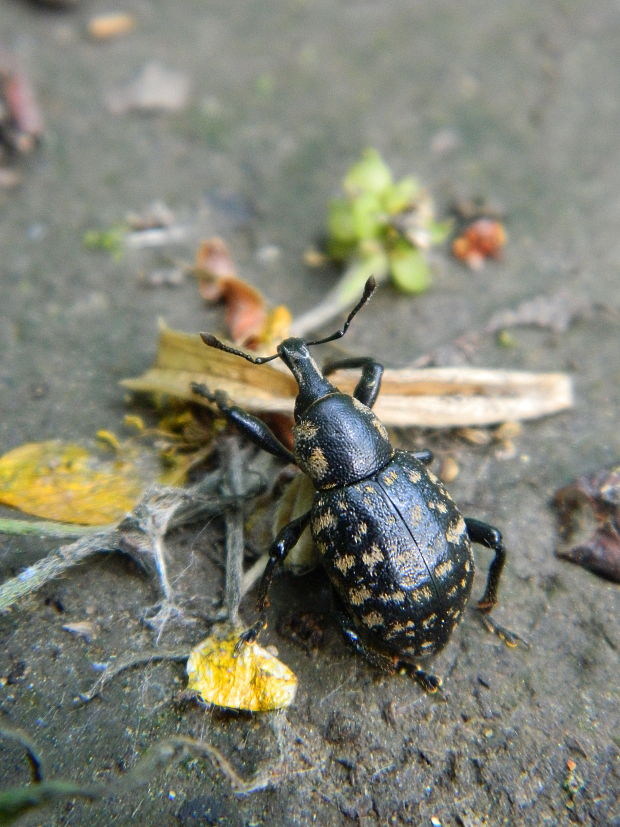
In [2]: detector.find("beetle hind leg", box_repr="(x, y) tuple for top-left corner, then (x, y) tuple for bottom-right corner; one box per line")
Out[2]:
(465, 517), (528, 648)
(409, 666), (443, 694)
(334, 603), (444, 695)
(477, 613), (527, 648)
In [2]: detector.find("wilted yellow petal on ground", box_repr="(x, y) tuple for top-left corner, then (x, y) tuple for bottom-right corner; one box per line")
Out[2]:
(0, 440), (146, 525)
(187, 628), (297, 712)
(255, 304), (292, 350)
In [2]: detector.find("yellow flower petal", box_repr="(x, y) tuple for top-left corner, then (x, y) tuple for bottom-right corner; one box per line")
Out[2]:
(187, 627), (297, 712)
(0, 440), (147, 525)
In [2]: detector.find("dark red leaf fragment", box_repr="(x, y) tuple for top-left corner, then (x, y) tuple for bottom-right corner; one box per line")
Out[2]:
(553, 464), (620, 583)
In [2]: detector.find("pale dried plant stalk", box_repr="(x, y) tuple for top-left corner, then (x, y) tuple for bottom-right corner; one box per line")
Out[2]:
(122, 326), (573, 428)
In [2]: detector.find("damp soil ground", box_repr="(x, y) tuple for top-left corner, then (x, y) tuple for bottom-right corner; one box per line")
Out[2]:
(1, 2), (619, 825)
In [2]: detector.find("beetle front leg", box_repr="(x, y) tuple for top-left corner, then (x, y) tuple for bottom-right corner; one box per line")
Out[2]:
(236, 510), (312, 651)
(465, 517), (527, 648)
(191, 382), (296, 464)
(322, 357), (384, 409)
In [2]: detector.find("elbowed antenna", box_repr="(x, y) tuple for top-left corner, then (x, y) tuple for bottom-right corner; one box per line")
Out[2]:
(199, 276), (377, 362)
(305, 275), (377, 347)
(199, 333), (280, 364)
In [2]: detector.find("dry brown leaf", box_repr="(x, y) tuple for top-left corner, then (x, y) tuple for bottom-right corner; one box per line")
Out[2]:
(194, 239), (292, 349)
(553, 464), (620, 583)
(195, 237), (237, 282)
(195, 238), (268, 346)
(122, 325), (573, 428)
(0, 440), (148, 525)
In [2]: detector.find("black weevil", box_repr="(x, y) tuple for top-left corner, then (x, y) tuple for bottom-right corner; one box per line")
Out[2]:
(192, 277), (522, 692)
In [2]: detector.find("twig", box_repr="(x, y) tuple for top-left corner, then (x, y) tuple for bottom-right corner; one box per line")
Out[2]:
(0, 531), (118, 613)
(290, 257), (385, 337)
(223, 438), (245, 626)
(0, 518), (105, 538)
(0, 470), (265, 614)
(241, 553), (268, 599)
(77, 649), (190, 704)
(0, 723), (47, 782)
(0, 731), (294, 825)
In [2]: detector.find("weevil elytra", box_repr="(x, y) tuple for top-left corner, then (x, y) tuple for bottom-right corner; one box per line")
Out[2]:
(192, 277), (522, 692)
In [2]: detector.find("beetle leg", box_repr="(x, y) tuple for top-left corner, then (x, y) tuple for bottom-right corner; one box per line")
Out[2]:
(236, 510), (312, 651)
(191, 382), (296, 464)
(465, 517), (505, 609)
(465, 517), (528, 648)
(334, 601), (444, 695)
(409, 449), (433, 465)
(410, 666), (444, 695)
(335, 611), (397, 672)
(322, 357), (384, 409)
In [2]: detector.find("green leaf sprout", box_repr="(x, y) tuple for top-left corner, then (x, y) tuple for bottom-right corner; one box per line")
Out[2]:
(292, 149), (450, 335)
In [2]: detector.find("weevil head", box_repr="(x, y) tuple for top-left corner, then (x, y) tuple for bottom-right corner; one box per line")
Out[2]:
(199, 278), (387, 488)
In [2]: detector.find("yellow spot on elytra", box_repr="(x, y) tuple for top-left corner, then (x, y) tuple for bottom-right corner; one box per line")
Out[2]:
(419, 640), (436, 652)
(422, 613), (438, 629)
(362, 611), (383, 628)
(410, 585), (433, 603)
(334, 554), (355, 574)
(378, 589), (405, 604)
(312, 509), (336, 534)
(352, 521), (368, 543)
(387, 621), (407, 638)
(349, 586), (372, 606)
(410, 504), (423, 523)
(382, 469), (398, 486)
(464, 559), (472, 572)
(362, 544), (383, 570)
(407, 469), (422, 484)
(434, 559), (454, 579)
(446, 516), (467, 544)
(436, 501), (448, 514)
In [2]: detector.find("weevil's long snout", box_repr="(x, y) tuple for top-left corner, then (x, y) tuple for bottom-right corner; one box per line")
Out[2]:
(277, 338), (336, 418)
